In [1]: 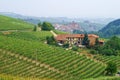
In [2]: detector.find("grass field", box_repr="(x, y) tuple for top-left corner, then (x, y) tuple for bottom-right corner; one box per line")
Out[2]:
(0, 15), (34, 31)
(1, 31), (52, 42)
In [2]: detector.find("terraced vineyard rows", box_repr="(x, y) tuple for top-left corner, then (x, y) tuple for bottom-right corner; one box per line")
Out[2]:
(0, 35), (106, 80)
(94, 55), (120, 69)
(0, 73), (54, 80)
(0, 49), (69, 80)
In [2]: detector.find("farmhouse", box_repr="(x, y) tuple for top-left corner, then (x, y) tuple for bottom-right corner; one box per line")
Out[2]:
(55, 34), (102, 46)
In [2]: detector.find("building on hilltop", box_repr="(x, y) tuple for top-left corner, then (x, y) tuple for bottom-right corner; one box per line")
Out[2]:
(55, 34), (103, 46)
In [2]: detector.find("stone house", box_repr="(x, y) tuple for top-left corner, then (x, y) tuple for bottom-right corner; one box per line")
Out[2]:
(55, 34), (102, 46)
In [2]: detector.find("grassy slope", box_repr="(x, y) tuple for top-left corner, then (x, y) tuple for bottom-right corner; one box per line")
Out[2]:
(0, 15), (34, 30)
(53, 30), (68, 34)
(2, 31), (52, 42)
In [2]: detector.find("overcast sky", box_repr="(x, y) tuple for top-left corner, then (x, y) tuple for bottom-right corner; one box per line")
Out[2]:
(0, 0), (120, 18)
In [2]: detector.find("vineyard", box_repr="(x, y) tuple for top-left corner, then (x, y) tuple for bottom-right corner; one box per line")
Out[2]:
(0, 13), (119, 80)
(0, 33), (106, 80)
(94, 55), (120, 69)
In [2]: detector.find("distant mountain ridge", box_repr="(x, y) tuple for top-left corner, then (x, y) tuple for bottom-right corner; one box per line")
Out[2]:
(0, 12), (115, 32)
(99, 19), (120, 37)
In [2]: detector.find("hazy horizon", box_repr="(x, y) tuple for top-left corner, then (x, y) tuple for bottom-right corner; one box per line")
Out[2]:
(0, 0), (120, 18)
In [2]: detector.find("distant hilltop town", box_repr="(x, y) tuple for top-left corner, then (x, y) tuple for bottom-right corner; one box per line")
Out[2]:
(53, 21), (84, 33)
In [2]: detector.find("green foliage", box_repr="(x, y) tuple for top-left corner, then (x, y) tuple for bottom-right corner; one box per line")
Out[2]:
(38, 22), (42, 27)
(101, 49), (114, 56)
(0, 15), (33, 30)
(90, 50), (98, 54)
(46, 36), (56, 45)
(105, 62), (117, 76)
(95, 38), (99, 46)
(72, 46), (79, 51)
(93, 36), (120, 56)
(101, 36), (120, 56)
(63, 43), (69, 48)
(33, 25), (37, 31)
(105, 36), (120, 50)
(99, 19), (120, 38)
(41, 22), (54, 31)
(82, 33), (90, 47)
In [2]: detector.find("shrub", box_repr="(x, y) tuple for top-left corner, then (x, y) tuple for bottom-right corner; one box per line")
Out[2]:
(63, 43), (69, 48)
(72, 46), (78, 51)
(105, 62), (117, 76)
(90, 50), (98, 54)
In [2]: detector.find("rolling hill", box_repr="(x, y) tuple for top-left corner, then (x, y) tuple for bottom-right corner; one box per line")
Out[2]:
(0, 15), (119, 80)
(99, 19), (120, 37)
(0, 15), (34, 31)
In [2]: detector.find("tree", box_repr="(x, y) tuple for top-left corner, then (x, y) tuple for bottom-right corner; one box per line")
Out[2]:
(95, 38), (99, 45)
(63, 43), (69, 48)
(42, 22), (54, 31)
(94, 36), (120, 56)
(105, 62), (117, 76)
(82, 33), (90, 47)
(46, 36), (56, 45)
(38, 22), (42, 27)
(105, 36), (120, 50)
(72, 46), (78, 51)
(33, 25), (37, 31)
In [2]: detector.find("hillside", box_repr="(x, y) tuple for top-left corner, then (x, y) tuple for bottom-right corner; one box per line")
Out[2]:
(0, 16), (119, 79)
(99, 19), (120, 37)
(0, 15), (33, 31)
(79, 21), (104, 32)
(0, 30), (119, 80)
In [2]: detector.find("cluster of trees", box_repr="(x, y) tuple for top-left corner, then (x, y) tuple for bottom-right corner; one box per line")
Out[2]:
(99, 19), (120, 38)
(33, 22), (54, 31)
(105, 62), (117, 76)
(46, 36), (57, 45)
(92, 36), (120, 56)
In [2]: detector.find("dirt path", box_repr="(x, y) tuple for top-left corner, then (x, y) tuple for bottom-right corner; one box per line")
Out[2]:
(50, 30), (57, 37)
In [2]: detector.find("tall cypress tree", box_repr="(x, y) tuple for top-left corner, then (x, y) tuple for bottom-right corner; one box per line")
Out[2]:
(33, 25), (37, 31)
(82, 33), (90, 46)
(95, 38), (99, 45)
